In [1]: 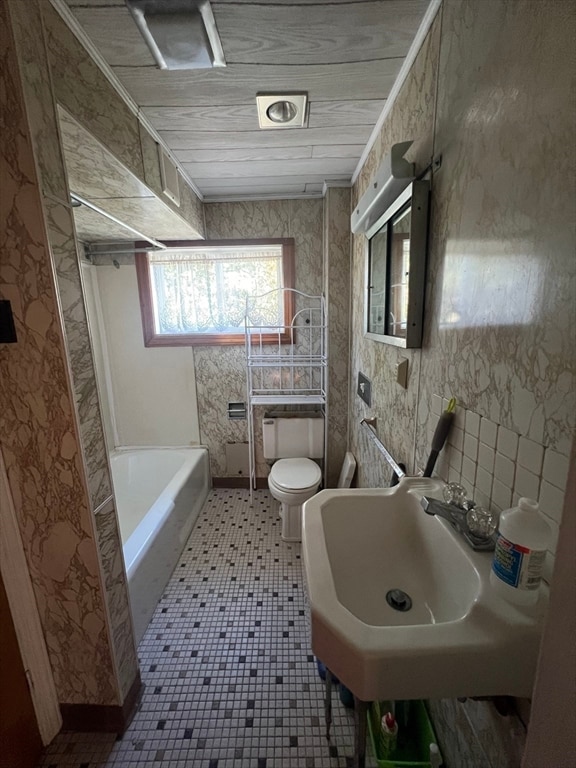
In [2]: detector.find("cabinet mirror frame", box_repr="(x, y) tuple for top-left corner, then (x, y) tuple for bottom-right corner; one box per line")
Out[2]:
(363, 180), (430, 348)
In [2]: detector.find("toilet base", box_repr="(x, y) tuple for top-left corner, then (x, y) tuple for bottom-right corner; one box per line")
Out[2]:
(279, 502), (302, 542)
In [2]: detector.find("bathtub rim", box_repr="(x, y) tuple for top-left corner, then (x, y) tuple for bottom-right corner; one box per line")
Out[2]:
(109, 446), (210, 581)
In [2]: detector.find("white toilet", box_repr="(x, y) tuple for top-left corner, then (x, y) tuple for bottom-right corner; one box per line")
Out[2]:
(262, 415), (355, 542)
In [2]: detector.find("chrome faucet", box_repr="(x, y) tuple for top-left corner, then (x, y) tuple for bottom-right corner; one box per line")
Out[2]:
(420, 495), (498, 551)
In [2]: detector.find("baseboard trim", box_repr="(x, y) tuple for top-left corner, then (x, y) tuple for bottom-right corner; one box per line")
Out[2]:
(213, 477), (268, 489)
(60, 672), (143, 734)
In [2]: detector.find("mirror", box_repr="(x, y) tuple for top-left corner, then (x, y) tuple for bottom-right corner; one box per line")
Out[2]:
(365, 180), (429, 348)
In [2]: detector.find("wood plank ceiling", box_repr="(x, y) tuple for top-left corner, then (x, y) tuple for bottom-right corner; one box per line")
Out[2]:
(63, 0), (431, 200)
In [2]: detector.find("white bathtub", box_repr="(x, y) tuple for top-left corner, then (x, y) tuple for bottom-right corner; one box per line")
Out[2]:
(110, 448), (210, 644)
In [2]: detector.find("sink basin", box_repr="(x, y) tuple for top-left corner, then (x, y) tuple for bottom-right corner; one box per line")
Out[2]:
(302, 478), (548, 702)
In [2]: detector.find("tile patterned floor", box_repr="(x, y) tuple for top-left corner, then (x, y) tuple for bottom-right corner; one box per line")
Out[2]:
(39, 489), (377, 768)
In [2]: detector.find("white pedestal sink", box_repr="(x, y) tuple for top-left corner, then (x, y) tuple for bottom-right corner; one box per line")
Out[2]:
(302, 478), (548, 702)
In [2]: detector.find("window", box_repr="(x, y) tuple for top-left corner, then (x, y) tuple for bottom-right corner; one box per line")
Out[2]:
(135, 239), (295, 346)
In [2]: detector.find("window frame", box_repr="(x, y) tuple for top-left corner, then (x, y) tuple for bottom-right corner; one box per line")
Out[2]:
(135, 238), (295, 347)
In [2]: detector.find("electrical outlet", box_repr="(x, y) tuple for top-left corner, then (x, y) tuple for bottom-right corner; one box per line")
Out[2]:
(357, 372), (372, 406)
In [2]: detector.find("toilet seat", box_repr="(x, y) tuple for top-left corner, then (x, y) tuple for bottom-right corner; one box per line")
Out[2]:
(269, 458), (322, 493)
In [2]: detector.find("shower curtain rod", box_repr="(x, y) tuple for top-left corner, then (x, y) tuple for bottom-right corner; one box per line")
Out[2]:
(84, 245), (165, 257)
(70, 193), (167, 251)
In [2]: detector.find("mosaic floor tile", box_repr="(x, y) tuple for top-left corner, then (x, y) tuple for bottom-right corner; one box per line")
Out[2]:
(38, 490), (377, 768)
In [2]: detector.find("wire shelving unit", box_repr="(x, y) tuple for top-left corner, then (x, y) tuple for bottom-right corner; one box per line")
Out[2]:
(245, 289), (327, 492)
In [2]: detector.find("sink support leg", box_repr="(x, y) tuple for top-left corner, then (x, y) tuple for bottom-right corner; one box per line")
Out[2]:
(324, 668), (333, 740)
(353, 696), (369, 768)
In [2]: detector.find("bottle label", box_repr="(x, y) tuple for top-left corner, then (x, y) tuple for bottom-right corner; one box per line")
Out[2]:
(492, 534), (546, 590)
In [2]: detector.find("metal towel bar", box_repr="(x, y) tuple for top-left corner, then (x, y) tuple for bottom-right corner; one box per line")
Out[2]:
(360, 418), (406, 480)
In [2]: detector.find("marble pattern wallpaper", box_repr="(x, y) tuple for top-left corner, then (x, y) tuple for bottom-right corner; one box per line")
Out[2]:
(323, 187), (351, 487)
(199, 200), (325, 478)
(42, 2), (145, 183)
(94, 499), (139, 701)
(56, 106), (203, 242)
(139, 124), (205, 239)
(349, 0), (575, 765)
(9, 0), (205, 706)
(45, 198), (112, 510)
(5, 0), (68, 204)
(0, 0), (118, 705)
(349, 10), (440, 488)
(7, 0), (139, 705)
(414, 0), (575, 463)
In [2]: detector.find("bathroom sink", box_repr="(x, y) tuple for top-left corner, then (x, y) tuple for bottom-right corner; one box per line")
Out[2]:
(302, 478), (548, 702)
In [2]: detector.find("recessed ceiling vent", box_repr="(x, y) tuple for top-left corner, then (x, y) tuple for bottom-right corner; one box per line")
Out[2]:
(125, 0), (226, 70)
(256, 94), (308, 130)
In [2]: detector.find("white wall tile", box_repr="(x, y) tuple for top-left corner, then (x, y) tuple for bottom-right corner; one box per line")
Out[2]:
(492, 478), (512, 512)
(436, 452), (450, 482)
(463, 433), (478, 461)
(449, 426), (464, 452)
(514, 466), (541, 500)
(539, 480), (565, 525)
(453, 405), (466, 430)
(494, 452), (515, 487)
(542, 448), (570, 492)
(461, 455), (477, 488)
(477, 442), (495, 473)
(465, 410), (481, 438)
(541, 513), (560, 552)
(496, 426), (519, 461)
(448, 464), (462, 484)
(475, 466), (493, 497)
(517, 436), (544, 476)
(432, 394), (443, 416)
(542, 551), (555, 586)
(479, 417), (498, 449)
(449, 448), (463, 473)
(473, 487), (491, 509)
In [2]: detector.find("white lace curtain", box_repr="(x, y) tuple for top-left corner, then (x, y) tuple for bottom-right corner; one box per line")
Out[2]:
(148, 247), (283, 334)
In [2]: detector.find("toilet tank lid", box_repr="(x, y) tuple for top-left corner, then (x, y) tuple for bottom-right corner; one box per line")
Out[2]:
(271, 458), (322, 490)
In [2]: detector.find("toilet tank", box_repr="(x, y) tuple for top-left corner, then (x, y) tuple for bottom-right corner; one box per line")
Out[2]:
(262, 416), (324, 459)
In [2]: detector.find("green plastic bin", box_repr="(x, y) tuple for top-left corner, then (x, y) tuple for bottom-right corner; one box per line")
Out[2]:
(367, 700), (440, 768)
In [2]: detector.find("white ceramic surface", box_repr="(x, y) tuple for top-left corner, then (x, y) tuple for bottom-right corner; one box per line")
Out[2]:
(110, 448), (211, 643)
(302, 477), (549, 701)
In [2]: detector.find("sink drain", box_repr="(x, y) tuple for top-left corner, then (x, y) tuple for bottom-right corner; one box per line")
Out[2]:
(386, 589), (412, 612)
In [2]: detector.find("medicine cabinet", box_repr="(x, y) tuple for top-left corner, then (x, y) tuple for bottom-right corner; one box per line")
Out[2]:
(364, 179), (430, 348)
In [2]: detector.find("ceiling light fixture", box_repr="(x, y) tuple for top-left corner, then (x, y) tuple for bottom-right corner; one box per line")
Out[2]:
(125, 0), (226, 70)
(256, 94), (308, 129)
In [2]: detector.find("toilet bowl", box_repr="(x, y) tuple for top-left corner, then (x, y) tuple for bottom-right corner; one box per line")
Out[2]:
(268, 458), (322, 541)
(269, 457), (322, 504)
(261, 414), (356, 542)
(267, 453), (357, 542)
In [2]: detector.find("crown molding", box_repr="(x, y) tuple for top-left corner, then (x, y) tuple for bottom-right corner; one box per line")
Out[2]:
(322, 179), (353, 196)
(203, 192), (324, 204)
